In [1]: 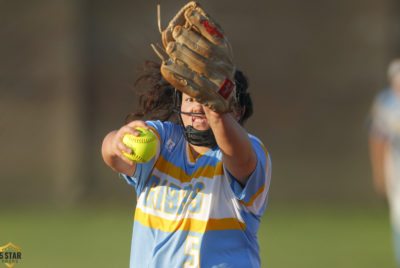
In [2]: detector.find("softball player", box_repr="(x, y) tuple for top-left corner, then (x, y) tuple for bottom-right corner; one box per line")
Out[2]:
(370, 59), (400, 265)
(102, 62), (271, 267)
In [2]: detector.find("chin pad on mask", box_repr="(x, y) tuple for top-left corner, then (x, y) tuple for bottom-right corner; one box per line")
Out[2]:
(183, 125), (216, 147)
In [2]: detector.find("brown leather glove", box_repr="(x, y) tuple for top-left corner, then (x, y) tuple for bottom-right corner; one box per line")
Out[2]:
(152, 1), (237, 113)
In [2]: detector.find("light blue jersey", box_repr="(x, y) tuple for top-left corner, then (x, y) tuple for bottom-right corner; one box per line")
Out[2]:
(371, 89), (400, 146)
(122, 120), (271, 268)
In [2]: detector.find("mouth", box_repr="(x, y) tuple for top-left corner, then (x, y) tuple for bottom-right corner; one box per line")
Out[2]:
(192, 115), (207, 124)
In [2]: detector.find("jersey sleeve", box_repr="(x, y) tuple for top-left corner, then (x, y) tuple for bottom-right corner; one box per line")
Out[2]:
(121, 120), (167, 195)
(225, 135), (272, 216)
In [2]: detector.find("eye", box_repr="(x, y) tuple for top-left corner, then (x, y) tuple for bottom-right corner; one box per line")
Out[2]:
(185, 97), (194, 103)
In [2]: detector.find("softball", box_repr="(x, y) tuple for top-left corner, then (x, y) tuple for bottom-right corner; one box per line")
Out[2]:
(121, 127), (158, 163)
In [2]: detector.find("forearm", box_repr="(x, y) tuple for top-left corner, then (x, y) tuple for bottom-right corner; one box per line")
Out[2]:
(369, 135), (387, 196)
(206, 110), (257, 184)
(102, 131), (119, 168)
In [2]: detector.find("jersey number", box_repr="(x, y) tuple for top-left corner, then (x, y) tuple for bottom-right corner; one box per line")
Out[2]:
(183, 235), (200, 268)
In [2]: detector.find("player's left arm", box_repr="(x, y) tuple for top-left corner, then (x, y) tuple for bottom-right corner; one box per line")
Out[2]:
(204, 107), (257, 185)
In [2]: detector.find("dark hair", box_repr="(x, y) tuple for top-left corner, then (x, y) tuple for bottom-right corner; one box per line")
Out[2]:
(125, 61), (253, 125)
(125, 61), (176, 124)
(234, 70), (253, 124)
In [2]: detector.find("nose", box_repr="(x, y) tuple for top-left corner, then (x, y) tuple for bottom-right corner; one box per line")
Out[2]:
(191, 100), (204, 112)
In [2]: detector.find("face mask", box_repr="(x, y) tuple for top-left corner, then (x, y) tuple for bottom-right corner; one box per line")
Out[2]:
(173, 89), (217, 147)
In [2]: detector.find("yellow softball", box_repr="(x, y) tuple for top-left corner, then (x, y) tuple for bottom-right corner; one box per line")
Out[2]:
(121, 127), (158, 163)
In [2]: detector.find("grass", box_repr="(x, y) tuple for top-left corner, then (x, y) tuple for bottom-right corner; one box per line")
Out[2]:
(260, 203), (396, 267)
(0, 203), (396, 268)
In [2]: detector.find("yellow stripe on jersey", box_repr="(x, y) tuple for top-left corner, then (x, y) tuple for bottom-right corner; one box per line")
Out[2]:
(239, 139), (269, 207)
(239, 183), (266, 207)
(155, 154), (224, 183)
(148, 126), (162, 167)
(148, 126), (161, 144)
(188, 144), (207, 162)
(135, 207), (246, 233)
(258, 141), (269, 161)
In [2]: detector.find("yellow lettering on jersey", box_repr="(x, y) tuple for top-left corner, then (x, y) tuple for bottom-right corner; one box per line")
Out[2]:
(142, 179), (206, 216)
(177, 185), (193, 215)
(155, 180), (168, 211)
(184, 235), (200, 268)
(188, 182), (204, 214)
(164, 183), (181, 214)
(143, 176), (161, 208)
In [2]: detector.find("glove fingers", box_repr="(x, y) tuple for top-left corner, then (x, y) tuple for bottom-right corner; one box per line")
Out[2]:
(167, 1), (196, 27)
(166, 42), (234, 85)
(161, 61), (231, 113)
(172, 26), (233, 65)
(162, 1), (197, 47)
(161, 60), (216, 94)
(184, 7), (229, 48)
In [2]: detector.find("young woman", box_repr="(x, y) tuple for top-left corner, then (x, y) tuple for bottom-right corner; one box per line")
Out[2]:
(102, 61), (271, 268)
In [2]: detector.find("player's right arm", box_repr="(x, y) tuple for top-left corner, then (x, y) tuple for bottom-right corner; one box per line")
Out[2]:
(101, 120), (150, 176)
(369, 132), (388, 196)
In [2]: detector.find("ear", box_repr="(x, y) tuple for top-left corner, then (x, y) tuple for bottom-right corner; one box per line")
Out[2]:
(234, 106), (245, 122)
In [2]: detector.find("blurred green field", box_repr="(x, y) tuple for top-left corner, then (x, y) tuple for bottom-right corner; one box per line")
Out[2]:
(0, 203), (396, 268)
